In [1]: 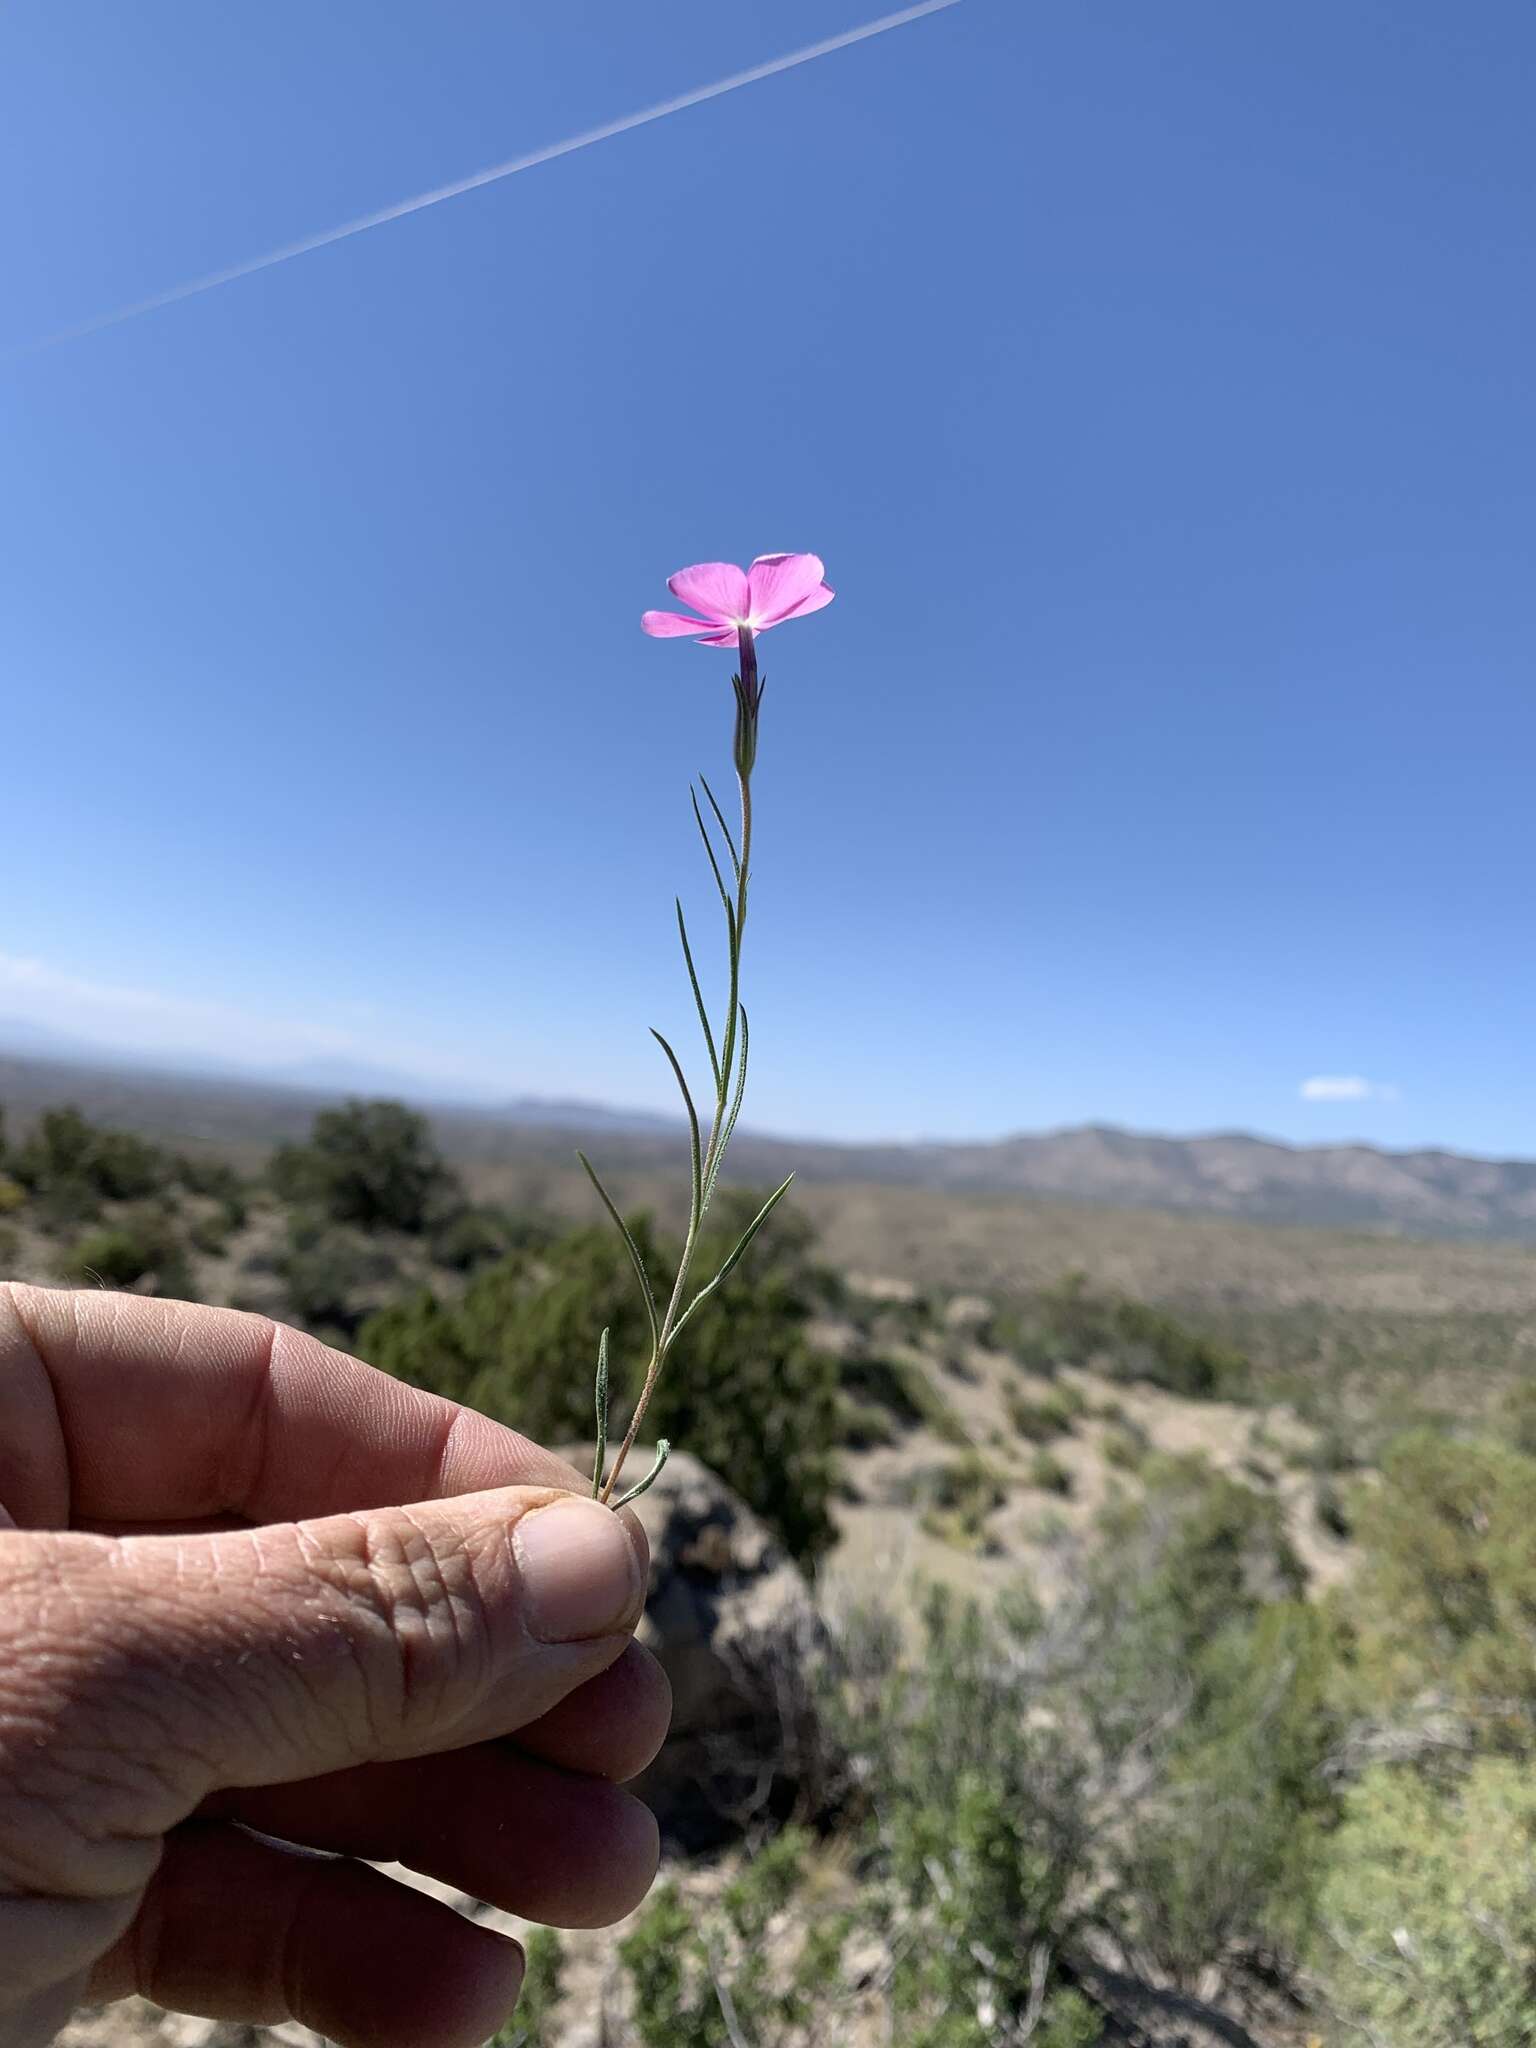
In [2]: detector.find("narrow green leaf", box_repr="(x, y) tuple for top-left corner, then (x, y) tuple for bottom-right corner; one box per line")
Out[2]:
(670, 1173), (795, 1345)
(576, 1150), (659, 1354)
(676, 898), (721, 1092)
(698, 773), (741, 876)
(702, 1004), (750, 1214)
(614, 1438), (671, 1510)
(592, 1327), (610, 1499)
(649, 1028), (703, 1228)
(690, 786), (734, 923)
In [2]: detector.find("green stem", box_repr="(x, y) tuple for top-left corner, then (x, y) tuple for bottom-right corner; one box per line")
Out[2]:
(601, 765), (752, 1503)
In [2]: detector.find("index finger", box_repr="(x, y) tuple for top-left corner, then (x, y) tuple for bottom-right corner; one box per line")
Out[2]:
(0, 1284), (588, 1528)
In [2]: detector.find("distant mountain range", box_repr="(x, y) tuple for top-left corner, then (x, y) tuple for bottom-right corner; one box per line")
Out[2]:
(779, 1123), (1536, 1240)
(4, 1029), (1536, 1243)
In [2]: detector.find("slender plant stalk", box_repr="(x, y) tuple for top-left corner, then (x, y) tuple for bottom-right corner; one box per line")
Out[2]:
(589, 630), (792, 1505)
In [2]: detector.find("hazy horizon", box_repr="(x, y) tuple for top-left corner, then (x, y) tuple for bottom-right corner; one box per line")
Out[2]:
(8, 1012), (1536, 1170)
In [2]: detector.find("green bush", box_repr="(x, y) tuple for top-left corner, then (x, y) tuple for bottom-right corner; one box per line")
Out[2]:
(1308, 1422), (1363, 1474)
(1105, 1298), (1248, 1399)
(622, 1831), (850, 2048)
(836, 1394), (899, 1449)
(11, 1106), (176, 1228)
(1026, 1447), (1073, 1496)
(912, 1455), (1007, 1549)
(362, 1286), (476, 1399)
(1344, 1429), (1536, 1742)
(1101, 1419), (1149, 1472)
(1006, 1386), (1082, 1443)
(63, 1208), (193, 1296)
(0, 1175), (24, 1217)
(831, 1588), (1095, 2046)
(270, 1099), (457, 1233)
(622, 1449), (1340, 2046)
(989, 1274), (1249, 1401)
(172, 1152), (248, 1214)
(361, 1195), (840, 1560)
(275, 1212), (400, 1337)
(1314, 1474), (1353, 1538)
(428, 1204), (553, 1274)
(841, 1347), (969, 1445)
(1107, 1599), (1337, 1980)
(1314, 1759), (1536, 2046)
(187, 1208), (235, 1257)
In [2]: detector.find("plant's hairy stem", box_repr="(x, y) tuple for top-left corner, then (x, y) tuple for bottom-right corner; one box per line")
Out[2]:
(598, 745), (756, 1503)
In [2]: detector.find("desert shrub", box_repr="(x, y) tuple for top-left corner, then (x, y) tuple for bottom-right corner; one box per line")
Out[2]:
(911, 1455), (1007, 1549)
(636, 1454), (1338, 2046)
(1137, 1453), (1299, 1607)
(1007, 1385), (1082, 1443)
(171, 1153), (248, 1218)
(1307, 1422), (1363, 1474)
(1314, 1759), (1536, 2046)
(1497, 1378), (1536, 1459)
(990, 1274), (1248, 1400)
(841, 1347), (969, 1445)
(275, 1212), (400, 1337)
(428, 1204), (553, 1274)
(836, 1395), (899, 1448)
(361, 1195), (840, 1560)
(1106, 1598), (1337, 1980)
(11, 1106), (175, 1227)
(1089, 1455), (1305, 1683)
(364, 1287), (477, 1399)
(827, 1588), (1098, 2046)
(1101, 1417), (1150, 1472)
(1027, 1447), (1073, 1496)
(623, 1830), (851, 2048)
(63, 1207), (193, 1296)
(1344, 1429), (1536, 1744)
(270, 1099), (457, 1233)
(876, 1289), (942, 1342)
(186, 1208), (234, 1256)
(646, 1591), (1116, 2047)
(1029, 1459), (1336, 1982)
(1104, 1298), (1248, 1399)
(1314, 1474), (1353, 1538)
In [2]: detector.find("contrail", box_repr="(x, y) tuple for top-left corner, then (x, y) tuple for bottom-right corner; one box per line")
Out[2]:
(9, 0), (962, 359)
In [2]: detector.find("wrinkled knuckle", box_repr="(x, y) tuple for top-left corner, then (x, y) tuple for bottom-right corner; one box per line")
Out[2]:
(307, 1513), (492, 1745)
(365, 1513), (493, 1722)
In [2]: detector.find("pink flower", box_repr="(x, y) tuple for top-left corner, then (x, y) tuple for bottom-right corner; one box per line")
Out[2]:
(641, 553), (835, 647)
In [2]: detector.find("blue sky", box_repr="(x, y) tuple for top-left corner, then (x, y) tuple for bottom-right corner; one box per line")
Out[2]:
(3, 0), (1534, 1151)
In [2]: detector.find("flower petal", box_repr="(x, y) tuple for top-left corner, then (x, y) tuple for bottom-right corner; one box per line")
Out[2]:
(642, 608), (719, 637)
(667, 562), (749, 624)
(694, 627), (740, 647)
(772, 579), (836, 624)
(746, 552), (826, 626)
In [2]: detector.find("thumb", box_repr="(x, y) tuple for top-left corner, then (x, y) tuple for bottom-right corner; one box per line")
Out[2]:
(2, 1488), (646, 1884)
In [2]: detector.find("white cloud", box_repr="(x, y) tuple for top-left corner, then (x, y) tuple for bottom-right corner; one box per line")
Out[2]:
(0, 950), (504, 1093)
(1299, 1075), (1401, 1104)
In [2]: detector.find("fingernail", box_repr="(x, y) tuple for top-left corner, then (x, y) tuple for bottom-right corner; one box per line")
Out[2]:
(515, 1497), (644, 1643)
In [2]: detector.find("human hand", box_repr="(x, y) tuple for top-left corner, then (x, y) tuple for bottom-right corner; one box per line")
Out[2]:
(0, 1284), (670, 2048)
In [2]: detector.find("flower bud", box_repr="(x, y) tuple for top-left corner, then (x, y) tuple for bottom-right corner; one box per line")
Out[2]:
(733, 627), (761, 780)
